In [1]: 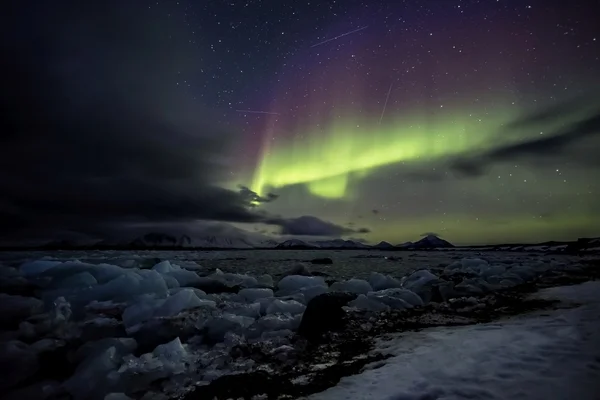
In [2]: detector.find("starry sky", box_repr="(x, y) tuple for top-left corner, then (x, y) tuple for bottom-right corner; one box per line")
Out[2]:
(1, 0), (599, 246)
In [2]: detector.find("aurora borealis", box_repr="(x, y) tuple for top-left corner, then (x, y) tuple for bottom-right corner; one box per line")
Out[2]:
(2, 0), (599, 246)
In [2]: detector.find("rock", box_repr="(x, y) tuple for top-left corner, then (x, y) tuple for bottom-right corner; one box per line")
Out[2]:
(298, 292), (358, 340)
(310, 257), (333, 265)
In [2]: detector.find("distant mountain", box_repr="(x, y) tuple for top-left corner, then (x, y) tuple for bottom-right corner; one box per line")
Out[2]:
(130, 232), (192, 248)
(310, 239), (371, 249)
(276, 239), (318, 249)
(373, 241), (395, 249)
(396, 241), (414, 248)
(409, 234), (454, 249)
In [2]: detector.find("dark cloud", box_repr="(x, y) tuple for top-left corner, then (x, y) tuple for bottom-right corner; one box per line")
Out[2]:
(449, 98), (600, 177)
(0, 1), (279, 241)
(371, 209), (379, 214)
(271, 215), (369, 236)
(237, 186), (279, 207)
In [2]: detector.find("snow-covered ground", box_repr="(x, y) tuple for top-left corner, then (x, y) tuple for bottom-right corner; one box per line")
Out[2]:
(308, 281), (600, 400)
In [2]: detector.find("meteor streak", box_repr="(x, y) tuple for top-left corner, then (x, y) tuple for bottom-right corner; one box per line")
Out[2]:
(310, 26), (369, 48)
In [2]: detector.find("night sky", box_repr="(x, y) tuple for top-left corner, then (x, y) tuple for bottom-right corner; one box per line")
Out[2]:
(1, 0), (599, 246)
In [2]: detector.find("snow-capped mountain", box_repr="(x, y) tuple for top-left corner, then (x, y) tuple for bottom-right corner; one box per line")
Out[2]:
(409, 234), (454, 249)
(276, 239), (318, 249)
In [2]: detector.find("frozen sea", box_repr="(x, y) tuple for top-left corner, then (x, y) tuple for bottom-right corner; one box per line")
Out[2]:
(1, 249), (598, 400)
(0, 249), (586, 280)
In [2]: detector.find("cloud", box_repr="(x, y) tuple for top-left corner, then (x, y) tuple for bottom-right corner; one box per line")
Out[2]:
(420, 232), (440, 237)
(237, 186), (279, 207)
(372, 209), (379, 214)
(270, 215), (369, 236)
(0, 1), (279, 241)
(449, 97), (600, 177)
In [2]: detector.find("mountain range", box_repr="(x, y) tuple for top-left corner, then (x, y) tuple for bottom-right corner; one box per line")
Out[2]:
(2, 228), (598, 253)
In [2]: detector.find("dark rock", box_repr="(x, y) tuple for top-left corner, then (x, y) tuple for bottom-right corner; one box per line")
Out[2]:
(190, 278), (239, 294)
(310, 258), (333, 265)
(310, 271), (331, 277)
(298, 292), (358, 341)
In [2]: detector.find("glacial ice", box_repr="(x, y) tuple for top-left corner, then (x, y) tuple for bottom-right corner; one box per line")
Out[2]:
(330, 278), (372, 294)
(154, 289), (214, 318)
(266, 299), (306, 315)
(367, 288), (424, 308)
(0, 341), (39, 390)
(369, 272), (403, 291)
(238, 288), (274, 302)
(348, 294), (391, 312)
(277, 275), (327, 292)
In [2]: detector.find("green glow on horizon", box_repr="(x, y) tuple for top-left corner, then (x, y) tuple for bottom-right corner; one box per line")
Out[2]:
(251, 108), (516, 198)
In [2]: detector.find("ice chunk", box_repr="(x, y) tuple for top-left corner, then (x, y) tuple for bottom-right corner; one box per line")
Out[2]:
(173, 261), (203, 271)
(299, 285), (328, 302)
(203, 314), (255, 342)
(30, 338), (65, 354)
(150, 337), (189, 375)
(368, 288), (424, 308)
(277, 275), (326, 292)
(266, 299), (306, 315)
(509, 266), (537, 282)
(154, 289), (213, 318)
(166, 268), (204, 287)
(348, 294), (391, 312)
(257, 297), (276, 315)
(152, 260), (176, 274)
(225, 302), (262, 319)
(330, 279), (372, 294)
(369, 272), (402, 291)
(48, 271), (98, 290)
(210, 269), (258, 288)
(162, 275), (180, 289)
(0, 294), (44, 326)
(73, 338), (137, 365)
(402, 270), (439, 303)
(257, 313), (301, 333)
(20, 260), (62, 276)
(255, 274), (274, 288)
(0, 341), (39, 390)
(239, 288), (274, 302)
(169, 287), (207, 298)
(122, 298), (166, 330)
(402, 270), (438, 292)
(65, 346), (123, 400)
